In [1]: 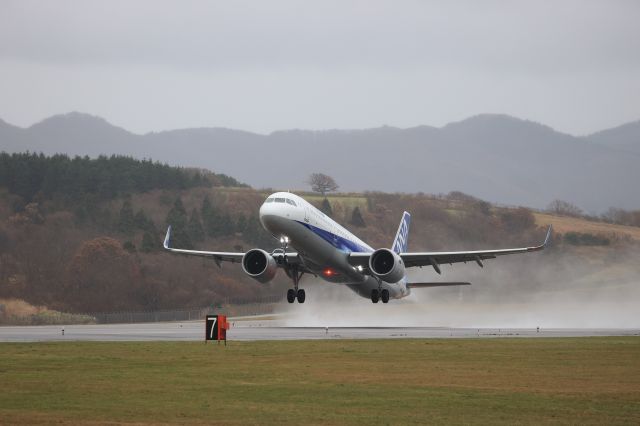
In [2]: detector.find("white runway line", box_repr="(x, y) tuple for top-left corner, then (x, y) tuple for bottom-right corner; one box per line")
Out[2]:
(0, 321), (638, 342)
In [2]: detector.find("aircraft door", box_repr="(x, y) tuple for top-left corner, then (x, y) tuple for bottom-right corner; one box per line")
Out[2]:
(304, 206), (310, 223)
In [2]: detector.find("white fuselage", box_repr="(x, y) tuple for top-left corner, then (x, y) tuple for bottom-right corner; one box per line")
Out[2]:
(259, 192), (409, 299)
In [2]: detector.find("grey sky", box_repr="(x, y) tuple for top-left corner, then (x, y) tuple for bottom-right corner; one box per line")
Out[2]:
(1, 0), (639, 135)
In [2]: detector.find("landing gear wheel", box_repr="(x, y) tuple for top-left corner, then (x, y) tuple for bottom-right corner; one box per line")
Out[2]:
(371, 289), (379, 303)
(286, 265), (306, 304)
(381, 289), (390, 304)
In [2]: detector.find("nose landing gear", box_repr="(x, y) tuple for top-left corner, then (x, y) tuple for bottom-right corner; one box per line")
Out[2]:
(279, 237), (306, 304)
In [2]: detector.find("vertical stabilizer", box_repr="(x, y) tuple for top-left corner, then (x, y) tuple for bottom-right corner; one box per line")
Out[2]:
(392, 211), (411, 253)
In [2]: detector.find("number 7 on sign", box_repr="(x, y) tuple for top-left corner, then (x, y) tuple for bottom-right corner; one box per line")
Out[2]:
(210, 317), (217, 339)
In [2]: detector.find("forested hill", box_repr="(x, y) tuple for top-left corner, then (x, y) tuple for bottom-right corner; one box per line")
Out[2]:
(1, 152), (639, 318)
(0, 152), (246, 204)
(0, 152), (277, 315)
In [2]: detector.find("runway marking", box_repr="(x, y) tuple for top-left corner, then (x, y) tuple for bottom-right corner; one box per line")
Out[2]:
(1, 323), (639, 342)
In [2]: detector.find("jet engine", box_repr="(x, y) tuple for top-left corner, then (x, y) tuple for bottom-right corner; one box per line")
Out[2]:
(242, 249), (277, 283)
(369, 248), (406, 283)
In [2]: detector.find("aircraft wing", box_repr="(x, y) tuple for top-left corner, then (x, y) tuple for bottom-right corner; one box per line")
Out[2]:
(407, 282), (471, 288)
(162, 226), (302, 267)
(349, 226), (552, 274)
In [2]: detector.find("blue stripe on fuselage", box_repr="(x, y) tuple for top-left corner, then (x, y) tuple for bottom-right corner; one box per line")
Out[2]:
(296, 221), (371, 253)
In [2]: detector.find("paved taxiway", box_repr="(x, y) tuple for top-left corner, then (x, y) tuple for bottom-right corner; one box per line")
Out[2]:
(0, 321), (638, 342)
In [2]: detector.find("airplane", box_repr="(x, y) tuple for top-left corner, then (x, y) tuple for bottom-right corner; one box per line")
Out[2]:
(163, 192), (552, 304)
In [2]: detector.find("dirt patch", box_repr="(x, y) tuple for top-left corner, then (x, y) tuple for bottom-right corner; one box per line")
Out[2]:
(0, 298), (43, 317)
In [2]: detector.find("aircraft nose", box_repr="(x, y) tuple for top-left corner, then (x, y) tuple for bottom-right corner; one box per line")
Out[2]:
(259, 201), (271, 217)
(260, 204), (277, 233)
(259, 201), (276, 228)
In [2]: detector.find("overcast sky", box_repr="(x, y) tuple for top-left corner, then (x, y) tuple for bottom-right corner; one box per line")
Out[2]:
(1, 0), (639, 135)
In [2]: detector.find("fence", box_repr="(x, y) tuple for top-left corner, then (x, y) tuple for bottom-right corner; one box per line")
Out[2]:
(0, 295), (283, 326)
(86, 294), (283, 324)
(90, 307), (210, 324)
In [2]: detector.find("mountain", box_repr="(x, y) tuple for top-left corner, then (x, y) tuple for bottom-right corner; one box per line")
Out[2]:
(1, 112), (639, 212)
(586, 120), (640, 155)
(0, 118), (26, 153)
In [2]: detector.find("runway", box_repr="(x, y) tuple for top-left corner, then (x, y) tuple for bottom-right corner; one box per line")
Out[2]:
(0, 320), (638, 342)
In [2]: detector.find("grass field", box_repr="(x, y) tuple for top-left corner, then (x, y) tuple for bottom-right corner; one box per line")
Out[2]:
(534, 212), (640, 242)
(1, 338), (639, 425)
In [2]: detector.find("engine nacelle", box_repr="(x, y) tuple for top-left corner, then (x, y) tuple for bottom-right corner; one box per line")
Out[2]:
(242, 249), (277, 283)
(369, 248), (406, 283)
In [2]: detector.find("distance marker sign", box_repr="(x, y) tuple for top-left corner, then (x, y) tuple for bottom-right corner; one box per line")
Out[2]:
(205, 315), (228, 341)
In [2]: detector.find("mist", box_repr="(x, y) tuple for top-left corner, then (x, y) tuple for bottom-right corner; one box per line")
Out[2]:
(279, 247), (640, 328)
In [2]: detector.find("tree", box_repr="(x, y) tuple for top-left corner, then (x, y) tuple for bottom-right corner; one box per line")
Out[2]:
(216, 213), (234, 237)
(65, 237), (142, 311)
(308, 173), (339, 196)
(602, 207), (640, 226)
(123, 240), (137, 253)
(499, 207), (535, 232)
(547, 199), (583, 217)
(165, 197), (192, 248)
(134, 209), (154, 231)
(349, 206), (366, 227)
(141, 230), (159, 252)
(187, 208), (204, 242)
(201, 196), (218, 237)
(9, 202), (44, 225)
(320, 198), (333, 216)
(472, 200), (492, 216)
(235, 213), (247, 235)
(118, 199), (135, 233)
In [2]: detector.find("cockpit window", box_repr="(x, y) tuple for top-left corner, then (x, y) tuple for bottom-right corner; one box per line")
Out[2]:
(265, 198), (275, 203)
(286, 199), (297, 206)
(275, 198), (286, 203)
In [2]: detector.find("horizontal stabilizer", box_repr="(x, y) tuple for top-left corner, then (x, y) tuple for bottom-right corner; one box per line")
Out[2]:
(407, 282), (471, 288)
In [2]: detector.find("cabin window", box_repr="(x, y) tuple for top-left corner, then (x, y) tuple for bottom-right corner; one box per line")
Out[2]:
(275, 198), (286, 203)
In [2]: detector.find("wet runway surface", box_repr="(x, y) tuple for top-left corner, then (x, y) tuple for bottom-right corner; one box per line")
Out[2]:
(1, 321), (638, 342)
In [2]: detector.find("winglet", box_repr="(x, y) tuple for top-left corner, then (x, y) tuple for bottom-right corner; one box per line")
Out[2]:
(543, 225), (553, 247)
(163, 226), (172, 250)
(527, 225), (552, 252)
(533, 225), (552, 251)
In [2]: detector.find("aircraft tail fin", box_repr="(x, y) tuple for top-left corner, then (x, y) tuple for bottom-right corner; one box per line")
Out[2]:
(392, 211), (411, 253)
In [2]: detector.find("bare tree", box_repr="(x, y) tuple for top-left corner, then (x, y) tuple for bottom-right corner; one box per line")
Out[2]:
(547, 199), (583, 217)
(308, 173), (339, 196)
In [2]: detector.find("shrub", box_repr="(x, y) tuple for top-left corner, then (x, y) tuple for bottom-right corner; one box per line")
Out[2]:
(563, 232), (610, 246)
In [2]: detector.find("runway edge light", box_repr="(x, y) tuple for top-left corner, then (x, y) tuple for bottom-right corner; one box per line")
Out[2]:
(205, 314), (230, 345)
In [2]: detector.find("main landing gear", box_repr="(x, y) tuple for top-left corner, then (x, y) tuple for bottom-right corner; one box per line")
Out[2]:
(286, 265), (305, 304)
(371, 276), (390, 303)
(371, 289), (390, 303)
(287, 288), (305, 303)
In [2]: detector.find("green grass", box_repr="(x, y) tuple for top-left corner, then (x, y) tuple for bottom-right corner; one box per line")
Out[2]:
(1, 338), (639, 424)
